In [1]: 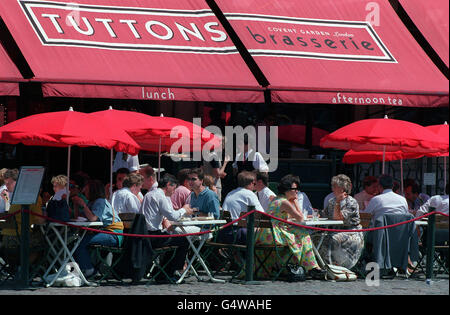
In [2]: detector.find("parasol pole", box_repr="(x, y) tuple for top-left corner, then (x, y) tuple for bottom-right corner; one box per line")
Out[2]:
(382, 145), (386, 174)
(67, 145), (71, 203)
(66, 107), (74, 203)
(110, 149), (113, 202)
(108, 106), (114, 202)
(400, 159), (404, 196)
(158, 113), (164, 181)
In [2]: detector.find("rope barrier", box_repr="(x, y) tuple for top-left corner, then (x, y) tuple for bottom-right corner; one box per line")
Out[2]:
(0, 208), (448, 239)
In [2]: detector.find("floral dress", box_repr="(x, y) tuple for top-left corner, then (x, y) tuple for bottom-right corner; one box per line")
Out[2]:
(315, 195), (364, 269)
(254, 196), (319, 279)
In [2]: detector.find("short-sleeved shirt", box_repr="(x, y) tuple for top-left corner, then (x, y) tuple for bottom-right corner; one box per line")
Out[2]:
(113, 152), (140, 172)
(112, 187), (141, 214)
(0, 185), (8, 213)
(90, 198), (121, 227)
(171, 185), (192, 210)
(416, 194), (449, 217)
(190, 187), (220, 219)
(256, 186), (276, 212)
(364, 189), (409, 220)
(297, 191), (314, 215)
(223, 187), (264, 220)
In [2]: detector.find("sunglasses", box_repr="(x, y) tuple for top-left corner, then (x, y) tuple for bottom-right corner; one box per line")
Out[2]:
(289, 187), (299, 191)
(188, 177), (199, 181)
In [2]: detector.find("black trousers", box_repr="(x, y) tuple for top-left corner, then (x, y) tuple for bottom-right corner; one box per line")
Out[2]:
(148, 230), (189, 277)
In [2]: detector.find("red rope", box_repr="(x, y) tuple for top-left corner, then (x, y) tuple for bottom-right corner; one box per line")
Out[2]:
(1, 208), (447, 239)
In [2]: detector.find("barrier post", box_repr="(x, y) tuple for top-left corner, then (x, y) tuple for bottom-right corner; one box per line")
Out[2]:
(19, 206), (30, 287)
(245, 206), (255, 282)
(425, 209), (436, 283)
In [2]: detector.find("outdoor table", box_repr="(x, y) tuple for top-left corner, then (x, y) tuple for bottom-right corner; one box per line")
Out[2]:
(170, 218), (227, 284)
(39, 221), (103, 287)
(290, 218), (344, 251)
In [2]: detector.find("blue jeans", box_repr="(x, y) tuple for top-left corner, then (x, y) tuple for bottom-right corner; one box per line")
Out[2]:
(74, 232), (119, 270)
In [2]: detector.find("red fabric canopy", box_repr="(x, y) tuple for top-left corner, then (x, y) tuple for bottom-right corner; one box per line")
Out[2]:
(320, 117), (449, 153)
(214, 0), (449, 107)
(425, 123), (449, 157)
(0, 0), (263, 102)
(399, 0), (449, 68)
(0, 44), (21, 96)
(343, 150), (423, 164)
(0, 109), (141, 154)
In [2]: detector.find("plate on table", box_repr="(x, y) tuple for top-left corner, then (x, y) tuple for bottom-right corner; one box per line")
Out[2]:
(72, 217), (88, 222)
(196, 217), (215, 221)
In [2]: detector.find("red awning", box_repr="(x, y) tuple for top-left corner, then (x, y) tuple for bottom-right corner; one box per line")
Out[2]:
(0, 0), (263, 102)
(399, 0), (449, 68)
(214, 0), (449, 107)
(0, 44), (21, 96)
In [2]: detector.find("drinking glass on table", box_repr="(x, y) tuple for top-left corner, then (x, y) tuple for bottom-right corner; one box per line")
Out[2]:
(312, 209), (319, 221)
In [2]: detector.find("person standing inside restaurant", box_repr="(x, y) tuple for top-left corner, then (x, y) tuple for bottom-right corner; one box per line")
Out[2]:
(355, 176), (380, 212)
(318, 174), (364, 269)
(72, 180), (124, 277)
(232, 134), (269, 177)
(295, 176), (314, 217)
(255, 174), (326, 280)
(140, 174), (194, 283)
(113, 152), (140, 173)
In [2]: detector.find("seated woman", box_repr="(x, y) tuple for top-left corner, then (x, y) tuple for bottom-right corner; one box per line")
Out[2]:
(72, 179), (124, 277)
(0, 168), (46, 265)
(318, 174), (364, 269)
(255, 174), (326, 280)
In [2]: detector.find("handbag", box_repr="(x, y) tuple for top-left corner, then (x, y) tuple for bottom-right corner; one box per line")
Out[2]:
(324, 264), (357, 282)
(286, 264), (306, 282)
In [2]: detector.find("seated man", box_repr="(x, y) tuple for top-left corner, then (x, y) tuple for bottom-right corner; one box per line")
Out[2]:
(112, 173), (144, 214)
(403, 178), (430, 213)
(188, 168), (220, 219)
(140, 174), (194, 283)
(415, 183), (449, 246)
(296, 177), (314, 217)
(219, 171), (264, 244)
(355, 176), (380, 212)
(364, 174), (409, 221)
(171, 168), (192, 210)
(255, 171), (276, 212)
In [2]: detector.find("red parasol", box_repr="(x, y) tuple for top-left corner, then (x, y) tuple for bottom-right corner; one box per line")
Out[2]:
(342, 150), (423, 164)
(320, 116), (448, 174)
(320, 116), (448, 154)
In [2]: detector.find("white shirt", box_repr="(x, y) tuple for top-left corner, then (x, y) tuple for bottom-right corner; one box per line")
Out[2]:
(232, 149), (269, 172)
(256, 186), (276, 212)
(415, 194), (449, 217)
(223, 187), (264, 221)
(297, 191), (314, 216)
(113, 152), (140, 172)
(0, 184), (8, 213)
(140, 188), (186, 231)
(363, 189), (409, 219)
(112, 187), (141, 214)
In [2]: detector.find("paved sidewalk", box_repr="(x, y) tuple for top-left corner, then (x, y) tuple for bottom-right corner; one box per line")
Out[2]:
(1, 274), (448, 295)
